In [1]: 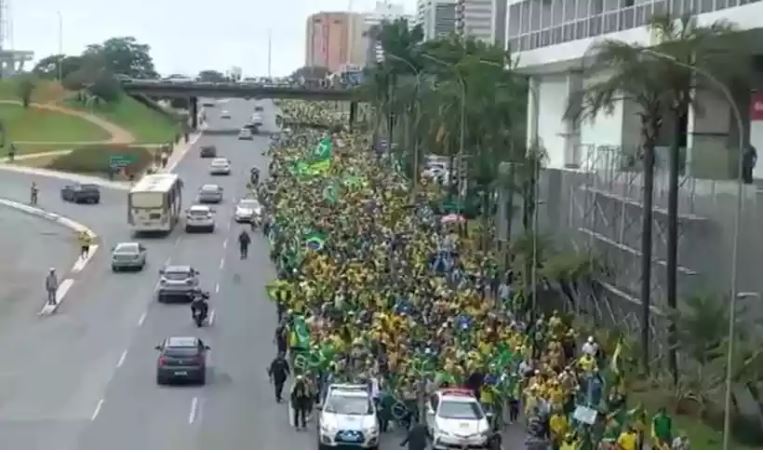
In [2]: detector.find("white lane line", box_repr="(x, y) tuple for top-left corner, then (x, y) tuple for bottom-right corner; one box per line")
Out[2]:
(219, 258), (225, 269)
(208, 309), (215, 326)
(116, 350), (127, 368)
(72, 244), (99, 273)
(56, 279), (74, 304)
(164, 256), (171, 266)
(137, 311), (147, 326)
(215, 282), (220, 294)
(227, 219), (232, 232)
(188, 397), (199, 424)
(91, 399), (104, 421)
(223, 238), (228, 249)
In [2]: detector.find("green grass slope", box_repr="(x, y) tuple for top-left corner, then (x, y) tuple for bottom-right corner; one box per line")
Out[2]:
(0, 103), (110, 145)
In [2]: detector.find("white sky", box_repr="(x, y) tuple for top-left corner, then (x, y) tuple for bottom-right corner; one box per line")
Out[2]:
(11, 0), (418, 77)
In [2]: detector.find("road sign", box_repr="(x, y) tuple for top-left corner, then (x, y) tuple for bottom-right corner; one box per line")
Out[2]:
(109, 154), (134, 169)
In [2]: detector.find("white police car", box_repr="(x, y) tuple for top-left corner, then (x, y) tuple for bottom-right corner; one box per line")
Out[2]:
(425, 388), (491, 449)
(317, 384), (379, 449)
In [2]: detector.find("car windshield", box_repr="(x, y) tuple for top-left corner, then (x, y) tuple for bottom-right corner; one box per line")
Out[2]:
(201, 185), (219, 192)
(164, 347), (198, 357)
(212, 159), (228, 165)
(238, 200), (259, 209)
(324, 394), (372, 415)
(438, 400), (483, 420)
(115, 243), (139, 254)
(189, 208), (209, 215)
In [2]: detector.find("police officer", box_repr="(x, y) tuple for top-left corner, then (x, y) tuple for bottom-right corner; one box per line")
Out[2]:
(290, 375), (311, 430)
(400, 422), (430, 450)
(267, 352), (290, 403)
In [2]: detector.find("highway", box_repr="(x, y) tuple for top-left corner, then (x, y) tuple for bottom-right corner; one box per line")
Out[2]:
(0, 98), (527, 449)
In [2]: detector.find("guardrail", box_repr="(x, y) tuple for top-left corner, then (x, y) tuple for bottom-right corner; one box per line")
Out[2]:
(121, 80), (362, 101)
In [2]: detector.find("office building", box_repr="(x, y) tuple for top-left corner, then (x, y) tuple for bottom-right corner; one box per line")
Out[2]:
(305, 12), (366, 73)
(456, 0), (495, 42)
(362, 2), (415, 66)
(418, 0), (458, 40)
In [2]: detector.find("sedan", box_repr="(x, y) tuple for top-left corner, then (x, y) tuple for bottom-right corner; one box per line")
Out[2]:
(111, 242), (147, 271)
(199, 145), (217, 158)
(209, 158), (231, 175)
(155, 336), (209, 385)
(234, 198), (262, 223)
(61, 183), (100, 204)
(197, 184), (223, 203)
(220, 110), (231, 119)
(238, 128), (253, 140)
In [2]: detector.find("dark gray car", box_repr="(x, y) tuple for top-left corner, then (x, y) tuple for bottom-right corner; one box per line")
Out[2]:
(197, 184), (223, 203)
(155, 336), (209, 385)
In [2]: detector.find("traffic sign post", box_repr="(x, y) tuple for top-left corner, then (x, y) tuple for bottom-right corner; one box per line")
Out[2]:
(109, 154), (135, 169)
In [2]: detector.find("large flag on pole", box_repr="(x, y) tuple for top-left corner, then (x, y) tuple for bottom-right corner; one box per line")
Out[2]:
(313, 137), (333, 161)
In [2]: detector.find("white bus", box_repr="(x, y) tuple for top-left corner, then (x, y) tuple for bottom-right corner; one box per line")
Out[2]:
(128, 173), (183, 233)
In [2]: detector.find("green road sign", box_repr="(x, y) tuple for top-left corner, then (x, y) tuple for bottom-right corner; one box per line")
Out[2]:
(109, 154), (134, 168)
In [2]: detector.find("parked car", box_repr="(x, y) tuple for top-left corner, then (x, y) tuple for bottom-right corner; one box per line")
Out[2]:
(199, 145), (217, 158)
(156, 265), (200, 302)
(155, 336), (209, 385)
(61, 183), (100, 204)
(317, 384), (379, 449)
(111, 242), (147, 271)
(197, 184), (224, 204)
(425, 388), (491, 449)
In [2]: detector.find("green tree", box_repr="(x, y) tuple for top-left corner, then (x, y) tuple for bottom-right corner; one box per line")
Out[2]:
(88, 71), (122, 103)
(16, 75), (36, 108)
(83, 36), (158, 79)
(197, 70), (226, 82)
(290, 66), (331, 81)
(32, 54), (84, 80)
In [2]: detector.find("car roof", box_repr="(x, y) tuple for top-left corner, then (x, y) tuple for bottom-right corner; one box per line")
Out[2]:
(201, 184), (220, 190)
(212, 157), (229, 162)
(238, 198), (259, 204)
(189, 204), (211, 211)
(163, 264), (193, 273)
(115, 241), (140, 248)
(437, 388), (478, 401)
(165, 336), (199, 348)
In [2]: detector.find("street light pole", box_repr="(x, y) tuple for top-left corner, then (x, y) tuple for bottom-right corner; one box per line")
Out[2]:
(386, 53), (422, 196)
(57, 11), (63, 81)
(641, 48), (745, 450)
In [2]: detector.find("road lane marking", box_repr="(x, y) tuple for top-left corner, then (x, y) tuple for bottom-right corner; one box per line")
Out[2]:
(164, 256), (171, 266)
(188, 397), (199, 424)
(223, 239), (228, 249)
(91, 399), (104, 421)
(72, 244), (99, 273)
(56, 279), (74, 304)
(219, 258), (225, 269)
(116, 350), (127, 368)
(208, 309), (215, 326)
(137, 311), (147, 326)
(227, 219), (232, 232)
(215, 282), (220, 294)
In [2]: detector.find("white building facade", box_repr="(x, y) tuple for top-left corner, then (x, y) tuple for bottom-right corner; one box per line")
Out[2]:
(505, 0), (763, 181)
(418, 0), (458, 40)
(456, 0), (496, 42)
(363, 2), (414, 65)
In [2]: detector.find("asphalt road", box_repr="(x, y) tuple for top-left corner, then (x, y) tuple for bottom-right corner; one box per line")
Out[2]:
(0, 98), (528, 449)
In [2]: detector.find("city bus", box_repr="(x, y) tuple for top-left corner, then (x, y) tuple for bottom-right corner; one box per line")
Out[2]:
(128, 173), (183, 233)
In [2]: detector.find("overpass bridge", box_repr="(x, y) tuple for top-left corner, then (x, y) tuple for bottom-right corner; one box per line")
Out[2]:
(121, 80), (364, 129)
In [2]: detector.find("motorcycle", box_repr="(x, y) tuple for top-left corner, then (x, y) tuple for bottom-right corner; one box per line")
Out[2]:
(191, 290), (210, 327)
(193, 308), (207, 327)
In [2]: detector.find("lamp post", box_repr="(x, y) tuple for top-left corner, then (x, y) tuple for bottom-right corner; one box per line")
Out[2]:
(421, 53), (467, 206)
(641, 48), (745, 450)
(385, 53), (422, 198)
(477, 59), (541, 314)
(57, 11), (63, 81)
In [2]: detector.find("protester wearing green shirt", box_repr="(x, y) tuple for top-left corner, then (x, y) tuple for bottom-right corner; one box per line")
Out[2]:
(652, 407), (673, 448)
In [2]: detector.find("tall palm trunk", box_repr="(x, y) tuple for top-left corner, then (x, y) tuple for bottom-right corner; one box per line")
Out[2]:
(666, 110), (684, 385)
(640, 114), (660, 374)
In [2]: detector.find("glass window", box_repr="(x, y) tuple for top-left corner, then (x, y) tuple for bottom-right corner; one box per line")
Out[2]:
(654, 0), (668, 14)
(564, 0), (577, 20)
(553, 25), (563, 43)
(576, 19), (587, 38)
(542, 0), (553, 28)
(715, 0), (726, 9)
(531, 0), (542, 31)
(700, 0), (714, 11)
(508, 3), (521, 36)
(605, 0), (621, 10)
(521, 1), (531, 32)
(591, 0), (605, 13)
(541, 29), (551, 45)
(552, 0), (564, 25)
(577, 0), (590, 18)
(726, 0), (738, 7)
(564, 22), (575, 40)
(604, 10), (618, 32)
(620, 7), (635, 30)
(520, 34), (530, 51)
(636, 3), (649, 25)
(589, 15), (602, 36)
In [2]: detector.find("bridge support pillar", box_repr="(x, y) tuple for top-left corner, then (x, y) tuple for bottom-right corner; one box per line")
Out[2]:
(190, 96), (198, 130)
(349, 101), (357, 131)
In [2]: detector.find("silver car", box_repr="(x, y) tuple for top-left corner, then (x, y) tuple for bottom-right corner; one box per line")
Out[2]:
(157, 265), (200, 302)
(197, 184), (223, 203)
(111, 242), (147, 271)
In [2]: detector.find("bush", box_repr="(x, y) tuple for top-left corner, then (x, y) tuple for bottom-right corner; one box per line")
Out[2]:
(47, 144), (153, 175)
(89, 72), (122, 103)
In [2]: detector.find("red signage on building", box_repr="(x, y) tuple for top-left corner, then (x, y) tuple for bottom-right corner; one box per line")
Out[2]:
(751, 90), (763, 121)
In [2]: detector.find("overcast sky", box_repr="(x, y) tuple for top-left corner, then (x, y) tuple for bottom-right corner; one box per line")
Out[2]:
(12, 0), (418, 77)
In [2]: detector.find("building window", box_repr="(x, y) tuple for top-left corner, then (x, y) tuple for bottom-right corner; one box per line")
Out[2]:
(589, 15), (602, 35)
(531, 0), (542, 31)
(542, 0), (553, 28)
(508, 3), (522, 37)
(564, 0), (577, 21)
(577, 0), (589, 18)
(619, 6), (635, 30)
(521, 1), (531, 33)
(653, 0), (668, 15)
(552, 0), (564, 25)
(700, 0), (714, 11)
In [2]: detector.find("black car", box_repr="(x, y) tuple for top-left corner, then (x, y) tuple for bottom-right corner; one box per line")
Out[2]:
(155, 336), (209, 385)
(61, 183), (100, 204)
(199, 145), (217, 158)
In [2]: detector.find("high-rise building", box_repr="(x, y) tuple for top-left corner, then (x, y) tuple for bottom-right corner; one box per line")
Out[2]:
(456, 0), (495, 42)
(305, 12), (365, 73)
(362, 2), (415, 66)
(492, 0), (507, 45)
(418, 0), (457, 40)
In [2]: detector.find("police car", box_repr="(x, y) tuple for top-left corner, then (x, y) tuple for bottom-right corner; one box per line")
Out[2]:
(317, 383), (379, 449)
(425, 388), (491, 449)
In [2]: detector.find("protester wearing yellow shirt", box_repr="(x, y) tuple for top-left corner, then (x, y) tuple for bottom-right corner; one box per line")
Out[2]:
(548, 410), (569, 448)
(617, 426), (640, 450)
(577, 353), (596, 373)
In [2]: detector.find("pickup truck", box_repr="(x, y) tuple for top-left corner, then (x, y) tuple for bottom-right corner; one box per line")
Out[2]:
(61, 183), (101, 204)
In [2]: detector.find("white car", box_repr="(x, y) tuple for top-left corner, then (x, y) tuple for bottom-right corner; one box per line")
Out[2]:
(209, 158), (231, 175)
(220, 110), (231, 119)
(234, 198), (262, 223)
(238, 128), (253, 140)
(251, 112), (263, 126)
(425, 388), (491, 449)
(185, 205), (215, 233)
(111, 242), (147, 271)
(317, 384), (379, 450)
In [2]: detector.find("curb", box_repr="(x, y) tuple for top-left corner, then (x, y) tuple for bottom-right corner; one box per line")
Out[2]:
(0, 164), (131, 191)
(0, 198), (99, 316)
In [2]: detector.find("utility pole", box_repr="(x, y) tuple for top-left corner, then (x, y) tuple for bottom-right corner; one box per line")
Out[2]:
(267, 29), (272, 79)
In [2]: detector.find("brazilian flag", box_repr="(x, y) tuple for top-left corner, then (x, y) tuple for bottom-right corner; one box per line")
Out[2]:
(313, 137), (333, 161)
(322, 183), (339, 204)
(304, 230), (327, 251)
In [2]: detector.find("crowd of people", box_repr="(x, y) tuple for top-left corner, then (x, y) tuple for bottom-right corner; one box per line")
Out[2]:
(257, 101), (692, 450)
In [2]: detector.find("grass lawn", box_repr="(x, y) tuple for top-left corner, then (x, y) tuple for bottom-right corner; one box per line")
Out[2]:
(0, 78), (67, 104)
(64, 95), (181, 144)
(0, 103), (110, 144)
